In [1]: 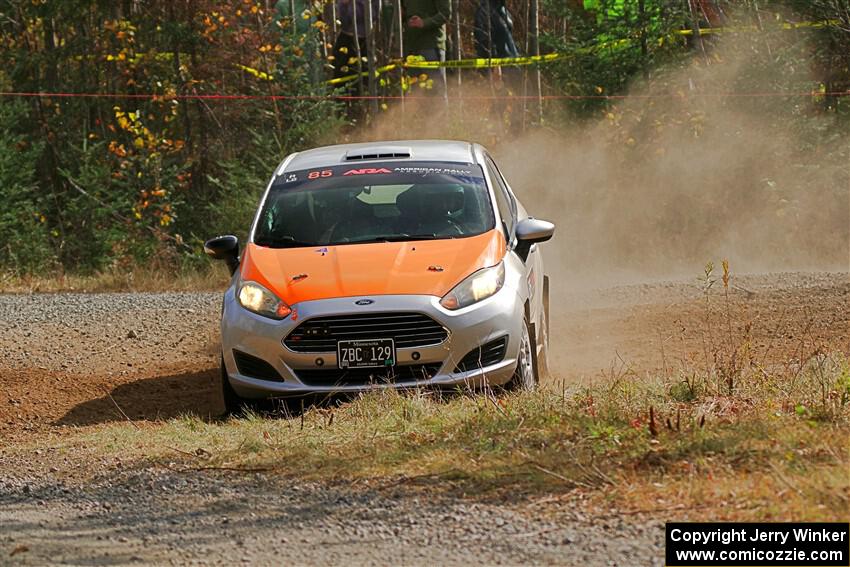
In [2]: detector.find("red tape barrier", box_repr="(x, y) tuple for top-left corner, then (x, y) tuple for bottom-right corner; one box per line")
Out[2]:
(1, 91), (847, 100)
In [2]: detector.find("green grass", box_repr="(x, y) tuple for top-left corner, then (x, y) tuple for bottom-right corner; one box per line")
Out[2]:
(57, 357), (850, 520)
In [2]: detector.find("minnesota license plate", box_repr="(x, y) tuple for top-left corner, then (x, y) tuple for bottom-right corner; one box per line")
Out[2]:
(337, 339), (396, 369)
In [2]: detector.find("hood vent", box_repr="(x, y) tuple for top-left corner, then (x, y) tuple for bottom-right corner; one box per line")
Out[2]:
(344, 147), (412, 161)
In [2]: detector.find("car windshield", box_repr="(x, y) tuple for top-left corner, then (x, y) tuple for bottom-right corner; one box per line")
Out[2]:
(253, 162), (494, 247)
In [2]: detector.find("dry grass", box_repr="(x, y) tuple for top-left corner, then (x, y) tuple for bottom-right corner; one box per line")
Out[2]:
(0, 264), (228, 293)
(54, 352), (850, 520)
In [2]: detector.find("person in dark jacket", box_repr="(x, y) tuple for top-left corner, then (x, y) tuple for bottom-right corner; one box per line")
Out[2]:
(332, 0), (381, 91)
(473, 0), (518, 59)
(401, 0), (450, 99)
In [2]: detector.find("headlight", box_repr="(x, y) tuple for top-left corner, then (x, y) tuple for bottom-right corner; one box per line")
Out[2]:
(440, 262), (505, 310)
(237, 281), (291, 319)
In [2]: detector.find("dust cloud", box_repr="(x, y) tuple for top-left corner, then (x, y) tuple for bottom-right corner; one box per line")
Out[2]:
(348, 37), (850, 293)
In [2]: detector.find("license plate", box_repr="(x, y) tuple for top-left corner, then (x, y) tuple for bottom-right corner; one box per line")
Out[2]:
(337, 339), (396, 369)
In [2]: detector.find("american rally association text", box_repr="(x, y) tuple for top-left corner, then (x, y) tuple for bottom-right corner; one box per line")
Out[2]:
(669, 527), (848, 547)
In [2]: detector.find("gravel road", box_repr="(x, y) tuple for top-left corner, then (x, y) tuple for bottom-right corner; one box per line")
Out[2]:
(0, 466), (663, 566)
(1, 272), (847, 565)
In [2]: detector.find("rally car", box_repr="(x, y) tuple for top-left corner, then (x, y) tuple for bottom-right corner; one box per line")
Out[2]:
(205, 140), (554, 413)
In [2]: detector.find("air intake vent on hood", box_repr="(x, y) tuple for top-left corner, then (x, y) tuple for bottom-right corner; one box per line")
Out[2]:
(344, 147), (411, 161)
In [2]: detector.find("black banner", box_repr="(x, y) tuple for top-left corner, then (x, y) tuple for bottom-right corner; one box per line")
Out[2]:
(666, 523), (850, 566)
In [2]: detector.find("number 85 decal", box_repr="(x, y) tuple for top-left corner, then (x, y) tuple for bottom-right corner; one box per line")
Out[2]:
(308, 170), (333, 180)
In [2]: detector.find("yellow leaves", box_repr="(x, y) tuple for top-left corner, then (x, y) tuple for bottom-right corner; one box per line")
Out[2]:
(133, 137), (145, 149)
(339, 46), (348, 54)
(250, 4), (259, 14)
(160, 214), (172, 226)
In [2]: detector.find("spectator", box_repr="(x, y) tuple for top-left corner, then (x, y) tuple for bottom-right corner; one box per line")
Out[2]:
(401, 0), (450, 99)
(332, 0), (382, 94)
(473, 0), (519, 59)
(333, 0), (381, 86)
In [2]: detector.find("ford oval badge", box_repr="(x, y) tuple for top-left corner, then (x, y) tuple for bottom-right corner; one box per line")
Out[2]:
(355, 299), (374, 306)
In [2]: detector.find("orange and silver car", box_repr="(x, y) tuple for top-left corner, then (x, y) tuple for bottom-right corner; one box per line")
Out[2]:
(205, 140), (554, 413)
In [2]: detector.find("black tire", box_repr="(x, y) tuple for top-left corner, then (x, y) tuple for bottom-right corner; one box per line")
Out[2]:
(221, 356), (307, 418)
(507, 316), (539, 391)
(221, 356), (252, 417)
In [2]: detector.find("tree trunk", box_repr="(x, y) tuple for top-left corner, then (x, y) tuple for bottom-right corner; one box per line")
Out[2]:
(529, 0), (542, 124)
(396, 0), (406, 113)
(365, 0), (379, 115)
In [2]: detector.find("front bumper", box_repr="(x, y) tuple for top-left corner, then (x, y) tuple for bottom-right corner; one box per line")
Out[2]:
(220, 285), (523, 398)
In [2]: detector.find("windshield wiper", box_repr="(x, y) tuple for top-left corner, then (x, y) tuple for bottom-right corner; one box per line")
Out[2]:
(254, 235), (317, 248)
(368, 233), (445, 242)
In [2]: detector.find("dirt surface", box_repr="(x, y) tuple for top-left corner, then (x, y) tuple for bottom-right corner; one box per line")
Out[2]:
(1, 271), (848, 565)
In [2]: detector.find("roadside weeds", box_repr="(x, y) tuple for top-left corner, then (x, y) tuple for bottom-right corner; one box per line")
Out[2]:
(24, 352), (849, 522)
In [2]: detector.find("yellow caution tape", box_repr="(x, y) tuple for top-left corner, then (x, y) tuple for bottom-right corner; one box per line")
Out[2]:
(676, 19), (840, 36)
(236, 20), (838, 85)
(326, 63), (399, 86)
(403, 52), (564, 69)
(237, 64), (274, 81)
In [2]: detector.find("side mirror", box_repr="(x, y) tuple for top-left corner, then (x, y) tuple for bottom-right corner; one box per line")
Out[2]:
(204, 235), (240, 276)
(514, 218), (555, 262)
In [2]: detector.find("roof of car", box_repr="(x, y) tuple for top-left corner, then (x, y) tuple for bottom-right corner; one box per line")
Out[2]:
(279, 140), (477, 174)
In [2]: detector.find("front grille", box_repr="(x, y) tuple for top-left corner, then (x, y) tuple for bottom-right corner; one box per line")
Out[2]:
(294, 363), (442, 387)
(454, 336), (508, 373)
(284, 312), (448, 353)
(233, 350), (283, 382)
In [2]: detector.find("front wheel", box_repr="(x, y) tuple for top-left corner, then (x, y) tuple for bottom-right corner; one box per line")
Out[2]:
(508, 317), (539, 391)
(220, 356), (307, 418)
(221, 356), (252, 417)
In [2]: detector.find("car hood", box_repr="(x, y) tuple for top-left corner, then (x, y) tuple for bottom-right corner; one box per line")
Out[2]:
(239, 229), (506, 305)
